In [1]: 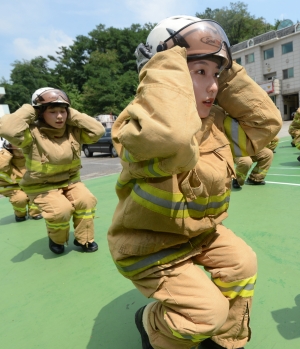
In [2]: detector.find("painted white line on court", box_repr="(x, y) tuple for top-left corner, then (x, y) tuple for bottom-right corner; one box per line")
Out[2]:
(266, 181), (300, 186)
(270, 167), (299, 170)
(267, 174), (300, 177)
(83, 162), (121, 166)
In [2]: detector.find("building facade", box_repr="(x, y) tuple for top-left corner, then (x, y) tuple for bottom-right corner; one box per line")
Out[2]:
(231, 22), (300, 120)
(0, 87), (10, 148)
(0, 87), (10, 118)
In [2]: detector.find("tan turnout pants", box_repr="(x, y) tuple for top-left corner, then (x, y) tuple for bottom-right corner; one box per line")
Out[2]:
(234, 147), (273, 185)
(132, 225), (257, 349)
(3, 188), (41, 218)
(28, 182), (97, 245)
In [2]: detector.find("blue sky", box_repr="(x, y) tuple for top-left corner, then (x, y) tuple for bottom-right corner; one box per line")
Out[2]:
(0, 0), (299, 81)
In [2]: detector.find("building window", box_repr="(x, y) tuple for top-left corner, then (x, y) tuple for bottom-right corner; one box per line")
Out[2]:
(284, 105), (287, 114)
(235, 57), (242, 65)
(264, 48), (274, 60)
(264, 72), (277, 80)
(282, 42), (293, 54)
(283, 68), (294, 79)
(245, 53), (255, 64)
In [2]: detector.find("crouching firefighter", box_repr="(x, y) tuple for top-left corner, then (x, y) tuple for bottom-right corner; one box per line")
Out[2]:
(0, 88), (105, 254)
(0, 140), (42, 221)
(107, 15), (282, 349)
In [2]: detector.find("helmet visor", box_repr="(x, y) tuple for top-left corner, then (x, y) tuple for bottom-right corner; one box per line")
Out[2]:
(159, 20), (232, 70)
(33, 89), (70, 106)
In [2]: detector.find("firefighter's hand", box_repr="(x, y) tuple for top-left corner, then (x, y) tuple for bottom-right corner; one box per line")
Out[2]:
(134, 43), (153, 72)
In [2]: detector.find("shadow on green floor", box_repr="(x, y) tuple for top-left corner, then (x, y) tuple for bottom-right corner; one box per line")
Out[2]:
(271, 294), (300, 340)
(87, 289), (148, 349)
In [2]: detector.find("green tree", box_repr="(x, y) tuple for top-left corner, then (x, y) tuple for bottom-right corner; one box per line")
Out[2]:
(50, 23), (152, 115)
(196, 2), (275, 45)
(57, 77), (84, 112)
(48, 35), (92, 91)
(82, 49), (137, 115)
(0, 79), (30, 112)
(0, 57), (54, 112)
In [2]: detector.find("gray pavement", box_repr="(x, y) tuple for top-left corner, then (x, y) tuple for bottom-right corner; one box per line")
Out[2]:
(277, 119), (292, 138)
(80, 153), (121, 180)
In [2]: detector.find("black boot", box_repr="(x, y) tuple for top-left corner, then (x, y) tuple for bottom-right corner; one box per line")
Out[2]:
(200, 338), (244, 349)
(30, 214), (43, 220)
(15, 215), (26, 222)
(49, 238), (64, 254)
(232, 179), (242, 189)
(135, 306), (154, 349)
(74, 239), (98, 252)
(246, 178), (265, 185)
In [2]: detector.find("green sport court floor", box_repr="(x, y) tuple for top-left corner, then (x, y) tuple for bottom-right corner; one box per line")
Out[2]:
(0, 135), (299, 349)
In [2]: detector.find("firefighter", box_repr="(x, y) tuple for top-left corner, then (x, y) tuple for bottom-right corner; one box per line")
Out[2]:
(289, 108), (300, 147)
(107, 16), (282, 349)
(0, 88), (105, 254)
(232, 137), (278, 189)
(0, 140), (42, 221)
(267, 136), (279, 153)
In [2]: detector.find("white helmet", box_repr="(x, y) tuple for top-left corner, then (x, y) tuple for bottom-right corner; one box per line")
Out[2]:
(144, 15), (232, 70)
(31, 87), (71, 107)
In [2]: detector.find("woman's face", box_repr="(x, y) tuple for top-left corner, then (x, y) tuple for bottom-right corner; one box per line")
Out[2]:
(187, 58), (220, 119)
(42, 105), (68, 128)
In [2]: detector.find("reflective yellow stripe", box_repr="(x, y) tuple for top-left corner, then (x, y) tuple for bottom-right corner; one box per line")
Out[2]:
(0, 185), (20, 193)
(21, 174), (81, 194)
(0, 172), (15, 184)
(116, 177), (136, 190)
(12, 205), (27, 213)
(115, 230), (214, 277)
(224, 116), (248, 157)
(251, 167), (268, 176)
(121, 149), (138, 163)
(20, 128), (33, 147)
(143, 158), (170, 177)
(81, 132), (91, 144)
(130, 182), (230, 219)
(169, 326), (210, 342)
(73, 208), (96, 219)
(45, 220), (70, 230)
(24, 157), (81, 175)
(213, 274), (257, 299)
(28, 202), (39, 210)
(166, 308), (210, 342)
(235, 170), (247, 180)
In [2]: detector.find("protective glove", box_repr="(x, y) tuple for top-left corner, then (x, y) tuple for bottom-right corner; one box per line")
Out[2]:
(134, 43), (154, 73)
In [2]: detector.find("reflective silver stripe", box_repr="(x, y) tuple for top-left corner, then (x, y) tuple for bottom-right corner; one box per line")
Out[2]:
(124, 149), (132, 162)
(133, 184), (230, 211)
(147, 159), (163, 177)
(230, 119), (242, 156)
(217, 283), (255, 293)
(117, 247), (182, 273)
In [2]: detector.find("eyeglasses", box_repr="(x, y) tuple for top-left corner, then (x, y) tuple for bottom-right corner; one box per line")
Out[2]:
(158, 19), (232, 70)
(33, 89), (71, 105)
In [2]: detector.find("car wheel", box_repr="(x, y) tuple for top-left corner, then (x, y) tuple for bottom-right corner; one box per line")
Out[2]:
(110, 145), (118, 158)
(83, 146), (93, 157)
